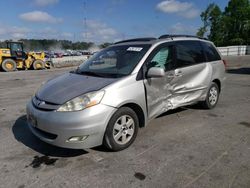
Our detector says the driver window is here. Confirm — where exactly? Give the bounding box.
[148,46,173,71]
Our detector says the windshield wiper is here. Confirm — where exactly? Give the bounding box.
[77,71,104,77]
[75,70,127,78]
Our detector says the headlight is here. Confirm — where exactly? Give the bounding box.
[57,90,105,112]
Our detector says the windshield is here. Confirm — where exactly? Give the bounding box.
[76,44,151,78]
[10,43,22,51]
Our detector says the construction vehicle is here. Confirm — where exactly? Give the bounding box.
[0,41,51,72]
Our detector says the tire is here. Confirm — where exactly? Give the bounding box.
[1,59,17,72]
[45,61,53,69]
[103,107,139,151]
[33,60,45,70]
[201,82,219,109]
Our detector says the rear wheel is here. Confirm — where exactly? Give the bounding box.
[103,107,139,151]
[33,60,45,70]
[201,82,219,109]
[1,59,17,72]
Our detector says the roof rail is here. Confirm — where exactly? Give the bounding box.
[159,34,208,40]
[114,37,156,44]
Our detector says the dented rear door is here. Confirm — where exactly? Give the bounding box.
[168,41,211,108]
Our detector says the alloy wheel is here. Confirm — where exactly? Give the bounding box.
[209,86,218,106]
[113,115,135,145]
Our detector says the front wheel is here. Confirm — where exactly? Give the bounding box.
[103,107,139,151]
[33,60,45,70]
[1,59,17,72]
[201,82,219,109]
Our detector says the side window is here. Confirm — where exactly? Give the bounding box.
[201,42,221,62]
[147,46,174,71]
[175,41,205,68]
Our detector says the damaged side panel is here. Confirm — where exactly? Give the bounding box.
[144,63,212,119]
[169,63,212,108]
[143,72,173,119]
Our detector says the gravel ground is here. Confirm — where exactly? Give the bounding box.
[0,57,249,188]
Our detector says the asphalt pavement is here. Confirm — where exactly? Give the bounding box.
[0,58,249,188]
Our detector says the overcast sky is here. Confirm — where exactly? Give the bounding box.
[0,0,229,43]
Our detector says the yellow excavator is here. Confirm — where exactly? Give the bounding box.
[0,41,51,72]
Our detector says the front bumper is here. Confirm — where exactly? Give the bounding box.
[26,100,116,149]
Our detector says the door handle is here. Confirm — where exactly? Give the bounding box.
[167,74,175,78]
[168,70,182,78]
[175,73,182,77]
[175,70,182,77]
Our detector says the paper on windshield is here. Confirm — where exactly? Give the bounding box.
[127,47,143,52]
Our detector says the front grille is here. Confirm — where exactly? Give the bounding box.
[32,103,55,111]
[32,96,60,111]
[32,126,58,140]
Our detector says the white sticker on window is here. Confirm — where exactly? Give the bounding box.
[127,47,143,52]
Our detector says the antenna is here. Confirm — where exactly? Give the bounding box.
[83,1,87,42]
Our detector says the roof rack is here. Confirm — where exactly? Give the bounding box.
[114,37,156,44]
[159,34,208,40]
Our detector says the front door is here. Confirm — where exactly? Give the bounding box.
[143,43,177,119]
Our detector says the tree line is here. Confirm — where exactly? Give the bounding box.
[0,39,112,51]
[197,0,250,46]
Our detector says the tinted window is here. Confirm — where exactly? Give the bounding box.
[201,42,221,61]
[147,45,174,71]
[175,41,205,67]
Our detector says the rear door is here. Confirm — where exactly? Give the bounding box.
[169,40,211,107]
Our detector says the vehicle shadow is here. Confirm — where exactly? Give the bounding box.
[227,68,250,75]
[156,103,204,119]
[12,115,88,157]
[92,145,113,152]
[156,107,187,119]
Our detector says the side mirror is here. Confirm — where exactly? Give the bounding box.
[147,67,165,78]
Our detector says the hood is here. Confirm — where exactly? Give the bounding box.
[36,72,118,105]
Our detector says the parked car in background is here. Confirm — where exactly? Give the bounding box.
[81,50,91,55]
[54,52,63,58]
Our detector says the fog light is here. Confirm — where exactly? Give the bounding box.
[67,136,88,143]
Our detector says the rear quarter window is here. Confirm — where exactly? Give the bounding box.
[201,42,221,62]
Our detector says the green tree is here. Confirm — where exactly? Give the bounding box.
[208,5,224,46]
[223,0,250,45]
[197,0,250,46]
[197,3,224,45]
[197,3,218,37]
[99,42,113,49]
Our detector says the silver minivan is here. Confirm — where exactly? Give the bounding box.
[26,35,226,151]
